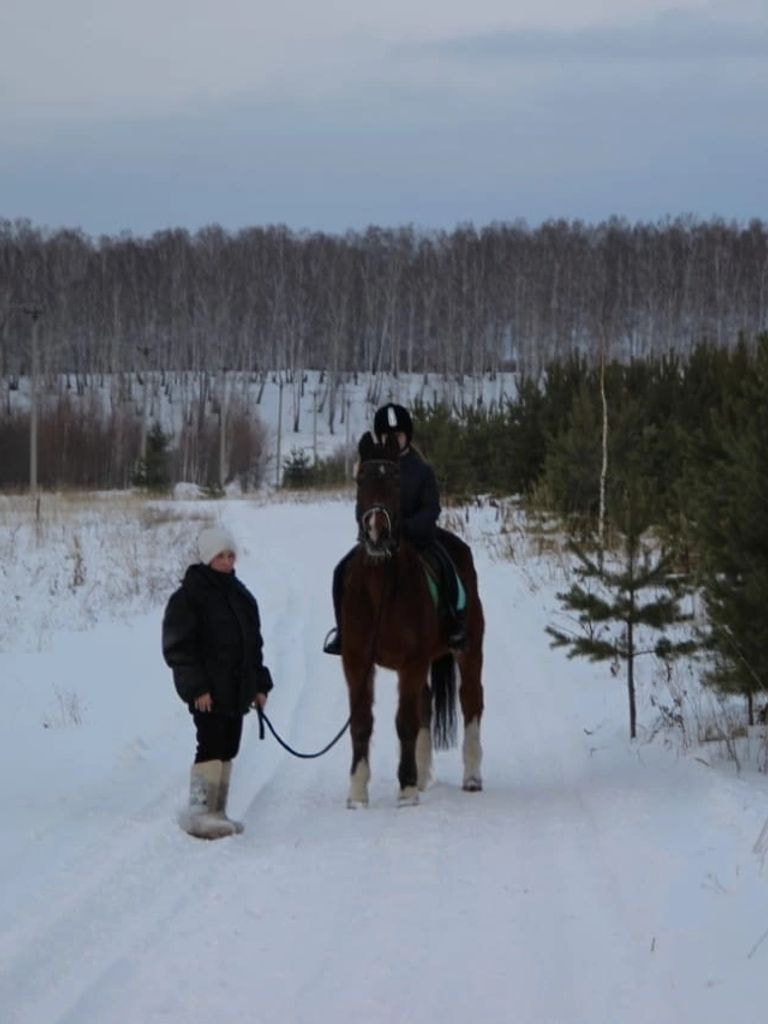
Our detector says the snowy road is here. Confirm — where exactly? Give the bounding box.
[1,499,767,1024]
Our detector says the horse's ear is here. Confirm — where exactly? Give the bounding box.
[357,431,378,462]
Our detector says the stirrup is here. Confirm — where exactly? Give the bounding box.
[446,613,467,652]
[447,630,467,652]
[323,627,342,656]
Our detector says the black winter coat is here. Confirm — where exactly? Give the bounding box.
[398,448,441,547]
[162,564,273,716]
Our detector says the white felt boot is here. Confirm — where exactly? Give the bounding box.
[181,760,237,839]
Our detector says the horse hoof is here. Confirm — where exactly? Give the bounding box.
[463,777,483,792]
[398,787,420,807]
[347,797,369,809]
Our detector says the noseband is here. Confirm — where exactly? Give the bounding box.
[359,504,395,560]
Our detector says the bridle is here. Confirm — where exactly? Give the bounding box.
[356,459,400,561]
[360,505,393,552]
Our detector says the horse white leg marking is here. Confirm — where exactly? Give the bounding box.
[462,717,483,791]
[415,726,433,791]
[398,785,420,807]
[347,759,370,808]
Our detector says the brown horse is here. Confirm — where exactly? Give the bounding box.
[340,432,485,807]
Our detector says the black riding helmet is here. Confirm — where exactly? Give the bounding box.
[374,403,413,443]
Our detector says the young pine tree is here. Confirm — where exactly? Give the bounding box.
[133,421,171,491]
[689,334,768,723]
[547,416,695,739]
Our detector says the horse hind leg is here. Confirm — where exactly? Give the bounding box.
[415,727,432,791]
[415,683,433,791]
[457,648,484,792]
[399,784,419,807]
[397,742,420,807]
[437,533,484,791]
[396,671,425,806]
[462,718,483,792]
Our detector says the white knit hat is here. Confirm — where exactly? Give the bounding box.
[197,525,237,566]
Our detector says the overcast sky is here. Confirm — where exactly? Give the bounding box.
[1,0,766,238]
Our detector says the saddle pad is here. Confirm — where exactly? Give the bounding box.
[420,558,466,611]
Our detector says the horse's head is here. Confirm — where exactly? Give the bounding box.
[355,431,401,560]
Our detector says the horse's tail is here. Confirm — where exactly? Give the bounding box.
[431,653,457,750]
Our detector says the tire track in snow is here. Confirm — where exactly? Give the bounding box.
[475,549,687,1023]
[227,499,353,820]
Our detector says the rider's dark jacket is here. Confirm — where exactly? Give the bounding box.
[398,448,440,548]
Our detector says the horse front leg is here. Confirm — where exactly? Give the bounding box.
[396,665,428,806]
[345,663,374,808]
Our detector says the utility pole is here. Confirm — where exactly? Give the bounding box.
[344,396,351,480]
[312,389,318,466]
[275,377,284,488]
[6,303,43,507]
[137,345,151,463]
[22,306,42,500]
[218,367,228,489]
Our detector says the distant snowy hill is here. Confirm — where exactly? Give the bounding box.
[5,368,520,484]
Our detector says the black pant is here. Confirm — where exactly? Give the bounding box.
[424,533,463,613]
[192,711,244,763]
[331,547,357,625]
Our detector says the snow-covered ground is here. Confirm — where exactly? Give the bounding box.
[1,493,767,1024]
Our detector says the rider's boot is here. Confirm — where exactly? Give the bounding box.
[323,627,342,656]
[446,608,467,652]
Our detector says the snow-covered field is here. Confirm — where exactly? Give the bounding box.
[1,492,767,1024]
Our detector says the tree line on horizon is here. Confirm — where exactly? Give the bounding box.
[1,215,767,388]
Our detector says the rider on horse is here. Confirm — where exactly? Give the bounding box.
[323,402,467,655]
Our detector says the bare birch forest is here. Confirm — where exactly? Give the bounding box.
[2,216,767,383]
[2,215,767,491]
